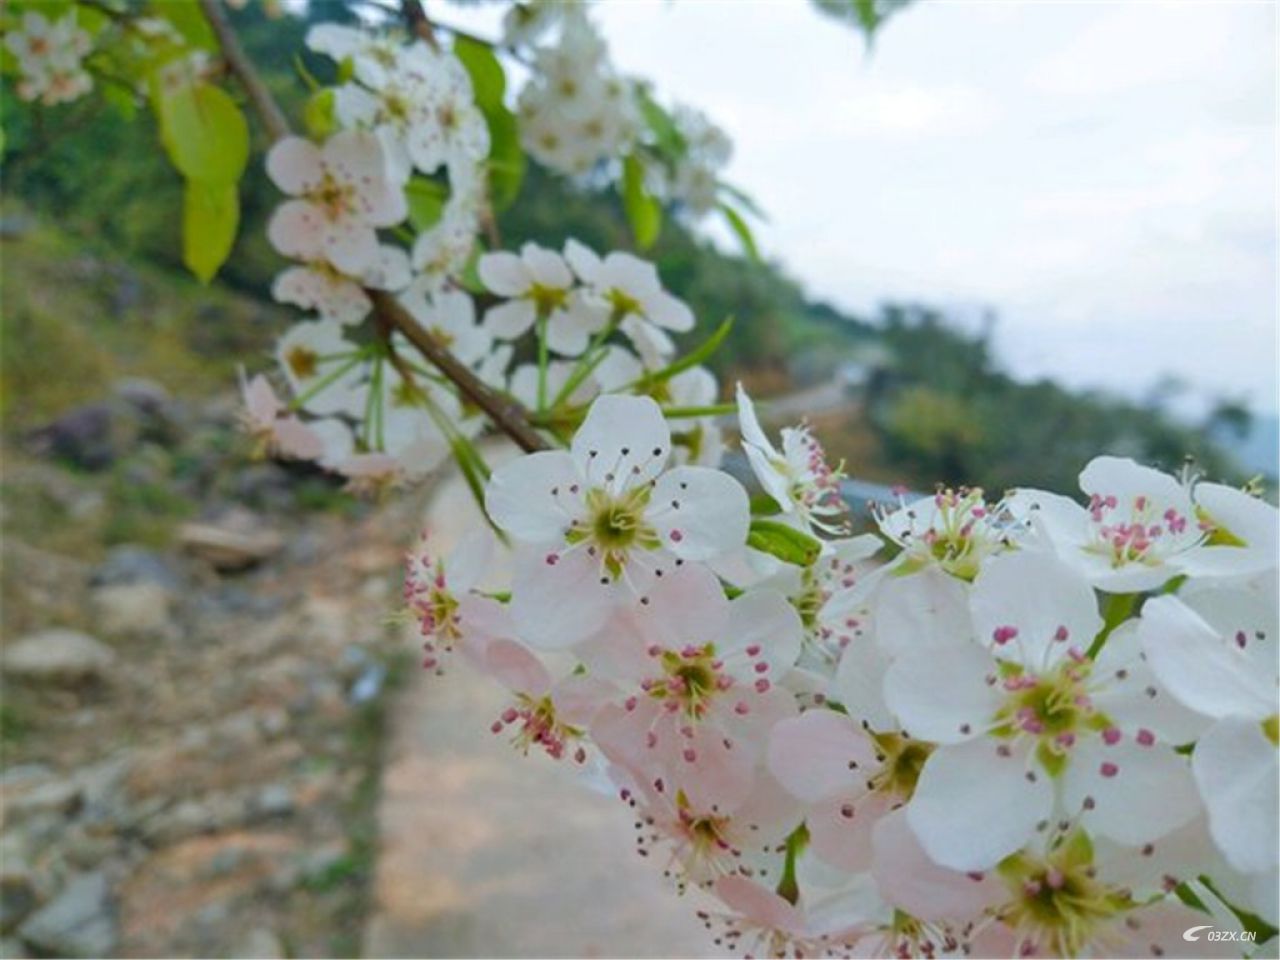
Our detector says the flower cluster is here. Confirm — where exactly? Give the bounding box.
[408,390,1279,958]
[663,104,733,217]
[514,8,640,177]
[3,10,92,106]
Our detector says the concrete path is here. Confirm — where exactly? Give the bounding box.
[363,456,720,959]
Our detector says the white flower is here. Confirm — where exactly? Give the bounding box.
[305,24,404,89]
[508,360,597,411]
[479,243,607,355]
[736,384,848,535]
[484,394,749,648]
[1181,481,1280,579]
[266,132,408,275]
[399,285,491,366]
[1137,578,1278,879]
[5,11,92,106]
[666,105,732,217]
[275,318,365,416]
[1007,456,1206,592]
[410,203,479,290]
[565,240,694,356]
[402,53,490,176]
[885,550,1205,871]
[237,372,324,461]
[271,246,410,326]
[874,487,1017,581]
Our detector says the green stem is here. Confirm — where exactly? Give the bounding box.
[536,310,550,412]
[660,404,735,419]
[775,823,809,906]
[1086,592,1139,660]
[551,313,622,409]
[287,350,368,413]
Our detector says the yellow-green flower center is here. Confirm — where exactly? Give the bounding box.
[565,485,659,581]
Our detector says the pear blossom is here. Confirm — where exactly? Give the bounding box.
[237,372,325,461]
[484,395,750,648]
[478,243,606,354]
[1180,481,1280,578]
[266,131,408,275]
[1137,579,1278,881]
[736,384,849,535]
[305,24,405,89]
[271,246,410,326]
[508,361,597,411]
[566,241,695,354]
[275,318,366,416]
[1007,456,1207,592]
[885,550,1204,871]
[405,529,496,673]
[588,564,802,812]
[336,452,407,496]
[4,11,92,106]
[667,104,733,217]
[410,204,480,291]
[399,286,491,366]
[874,486,1017,580]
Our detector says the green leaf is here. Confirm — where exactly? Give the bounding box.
[150,0,216,49]
[719,202,760,261]
[182,180,239,283]
[157,82,249,186]
[485,104,525,211]
[303,88,336,138]
[747,520,822,567]
[622,154,662,250]
[636,87,684,157]
[749,493,783,517]
[405,176,449,232]
[453,36,505,111]
[633,317,734,389]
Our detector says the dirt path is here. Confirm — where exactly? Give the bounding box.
[363,456,719,959]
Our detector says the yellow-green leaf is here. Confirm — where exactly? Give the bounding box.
[622,154,661,249]
[158,82,249,186]
[183,180,239,283]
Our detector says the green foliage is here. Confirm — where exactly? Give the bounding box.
[747,520,823,566]
[405,176,448,232]
[454,35,525,211]
[622,154,662,249]
[810,0,917,43]
[183,180,239,282]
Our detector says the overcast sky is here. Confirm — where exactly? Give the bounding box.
[435,0,1277,417]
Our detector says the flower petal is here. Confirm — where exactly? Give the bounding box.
[485,450,582,543]
[649,465,749,561]
[883,642,1000,744]
[1192,716,1279,874]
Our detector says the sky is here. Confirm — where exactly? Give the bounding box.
[434,0,1278,418]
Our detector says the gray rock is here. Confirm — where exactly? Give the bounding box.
[90,582,176,640]
[252,784,294,819]
[2,778,82,822]
[2,630,115,687]
[178,523,283,571]
[229,927,285,959]
[25,404,122,471]
[90,545,184,591]
[0,935,29,959]
[17,872,116,958]
[0,844,37,934]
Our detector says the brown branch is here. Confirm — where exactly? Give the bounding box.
[371,292,545,452]
[400,0,439,50]
[196,0,290,142]
[195,0,548,453]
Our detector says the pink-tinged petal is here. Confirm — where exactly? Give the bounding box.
[1192,716,1279,874]
[1139,595,1274,719]
[509,545,619,649]
[871,566,971,657]
[662,718,757,812]
[485,450,582,543]
[724,587,802,676]
[571,394,671,487]
[266,136,323,195]
[361,245,411,292]
[768,710,876,803]
[631,563,729,651]
[273,417,325,460]
[871,808,1004,921]
[267,199,325,260]
[1063,739,1200,847]
[549,673,615,727]
[883,643,1000,745]
[806,790,887,872]
[1108,900,1246,959]
[521,242,572,289]
[649,465,749,560]
[477,250,531,297]
[446,529,495,594]
[476,636,552,696]
[323,219,381,276]
[971,549,1102,669]
[832,639,896,733]
[483,299,538,340]
[906,737,1052,871]
[714,876,804,934]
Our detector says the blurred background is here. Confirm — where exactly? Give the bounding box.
[1,1,1275,957]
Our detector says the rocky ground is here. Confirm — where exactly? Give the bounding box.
[2,378,430,958]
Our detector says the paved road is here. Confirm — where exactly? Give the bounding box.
[363,453,720,959]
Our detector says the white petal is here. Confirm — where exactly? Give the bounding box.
[483,299,537,340]
[1064,739,1201,846]
[323,218,380,275]
[649,465,749,562]
[478,250,530,297]
[832,639,896,732]
[265,137,324,195]
[1139,595,1274,719]
[267,200,325,260]
[631,562,729,652]
[1091,621,1210,744]
[872,566,972,658]
[563,237,602,283]
[644,290,695,332]
[883,643,1000,744]
[571,394,671,488]
[767,710,875,803]
[1192,716,1279,874]
[520,242,572,289]
[906,737,1052,871]
[735,381,775,455]
[485,450,582,543]
[1079,455,1191,511]
[971,549,1102,668]
[510,545,619,649]
[725,587,803,675]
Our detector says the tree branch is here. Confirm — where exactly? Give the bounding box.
[400,0,439,50]
[195,0,547,453]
